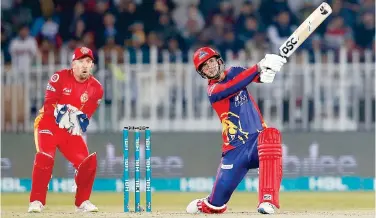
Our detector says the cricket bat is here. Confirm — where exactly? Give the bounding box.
[279,2,332,58]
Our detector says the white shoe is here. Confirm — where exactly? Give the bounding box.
[257,202,275,214]
[186,199,202,214]
[75,200,99,212]
[28,201,44,213]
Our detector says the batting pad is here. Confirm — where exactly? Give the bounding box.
[257,128,282,208]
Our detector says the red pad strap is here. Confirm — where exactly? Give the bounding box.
[257,128,283,208]
[75,152,97,206]
[198,199,227,214]
[30,152,54,205]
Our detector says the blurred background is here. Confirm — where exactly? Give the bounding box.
[1,0,375,199]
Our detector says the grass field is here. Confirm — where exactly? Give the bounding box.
[1,192,375,217]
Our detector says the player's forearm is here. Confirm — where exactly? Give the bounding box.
[209,65,259,102]
[42,102,57,116]
[42,93,61,116]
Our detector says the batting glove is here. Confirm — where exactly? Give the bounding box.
[257,54,287,73]
[260,69,277,83]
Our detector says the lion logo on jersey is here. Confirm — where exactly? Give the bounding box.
[220,112,249,144]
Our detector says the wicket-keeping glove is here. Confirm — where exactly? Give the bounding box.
[54,104,74,130]
[69,110,89,136]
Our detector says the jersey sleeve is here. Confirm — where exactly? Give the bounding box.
[85,82,104,118]
[42,72,63,115]
[207,65,260,103]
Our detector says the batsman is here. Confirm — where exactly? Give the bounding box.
[28,47,104,213]
[186,47,286,214]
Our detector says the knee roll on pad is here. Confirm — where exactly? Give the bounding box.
[257,128,283,209]
[199,199,227,214]
[78,153,97,170]
[76,152,97,182]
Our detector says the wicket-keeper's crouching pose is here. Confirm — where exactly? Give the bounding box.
[186,47,286,214]
[28,47,104,213]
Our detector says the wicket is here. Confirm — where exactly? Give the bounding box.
[122,126,152,213]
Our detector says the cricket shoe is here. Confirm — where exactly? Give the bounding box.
[28,200,44,213]
[186,198,227,214]
[75,200,99,212]
[257,202,276,214]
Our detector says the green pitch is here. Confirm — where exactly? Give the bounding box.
[2,192,374,217]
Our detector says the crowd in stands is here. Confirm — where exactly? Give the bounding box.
[1,0,375,64]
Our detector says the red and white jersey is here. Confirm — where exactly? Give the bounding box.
[36,69,103,126]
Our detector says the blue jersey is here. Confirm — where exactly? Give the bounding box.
[207,65,266,153]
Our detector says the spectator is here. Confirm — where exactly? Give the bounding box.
[54,0,80,41]
[153,13,180,42]
[181,19,199,50]
[62,37,81,54]
[217,30,244,57]
[323,16,353,51]
[172,0,200,30]
[129,31,146,50]
[358,0,375,15]
[35,17,62,49]
[213,0,235,26]
[100,13,118,47]
[146,31,164,63]
[194,31,213,50]
[126,21,145,46]
[167,38,181,61]
[102,37,124,64]
[198,0,220,17]
[173,4,205,39]
[353,12,375,50]
[116,0,141,43]
[81,32,96,56]
[287,0,322,15]
[68,2,86,35]
[85,0,108,47]
[71,19,86,42]
[141,0,171,32]
[267,11,295,53]
[237,16,268,59]
[329,0,356,28]
[245,31,269,60]
[202,13,229,48]
[1,24,12,64]
[0,0,373,64]
[9,25,38,68]
[146,31,164,49]
[235,1,262,33]
[39,38,58,64]
[125,22,149,63]
[30,0,59,37]
[259,0,297,27]
[237,16,259,43]
[1,0,12,11]
[10,0,34,31]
